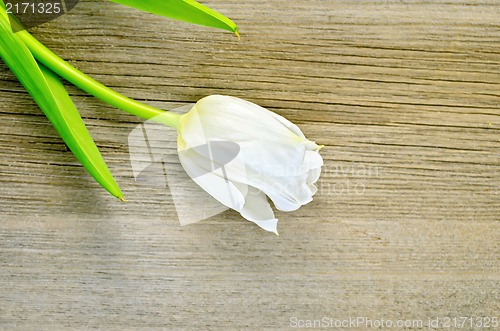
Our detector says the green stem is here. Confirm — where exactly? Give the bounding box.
[15,29,181,129]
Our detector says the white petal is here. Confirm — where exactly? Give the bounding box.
[269,188,313,212]
[188,95,304,143]
[178,151,245,211]
[252,219,279,235]
[239,186,279,235]
[267,109,306,139]
[177,107,206,148]
[307,167,322,186]
[304,151,323,186]
[239,140,307,177]
[308,183,318,196]
[254,173,313,212]
[304,150,324,171]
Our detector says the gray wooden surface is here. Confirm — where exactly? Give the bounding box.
[1,0,499,330]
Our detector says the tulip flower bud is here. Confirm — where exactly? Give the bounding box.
[176,95,323,234]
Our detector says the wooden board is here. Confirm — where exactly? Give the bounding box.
[0,0,499,329]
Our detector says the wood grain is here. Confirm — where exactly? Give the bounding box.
[0,0,499,329]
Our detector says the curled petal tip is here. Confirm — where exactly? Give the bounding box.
[316,144,325,151]
[235,30,240,40]
[119,196,127,202]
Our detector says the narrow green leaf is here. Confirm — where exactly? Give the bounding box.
[39,65,124,200]
[109,0,238,36]
[0,9,123,199]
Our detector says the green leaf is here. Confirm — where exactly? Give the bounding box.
[39,65,124,200]
[0,8,123,199]
[109,0,238,36]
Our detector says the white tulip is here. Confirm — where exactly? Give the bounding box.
[176,95,323,234]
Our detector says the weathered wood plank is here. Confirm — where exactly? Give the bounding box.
[0,0,499,329]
